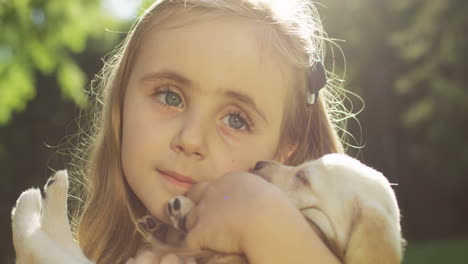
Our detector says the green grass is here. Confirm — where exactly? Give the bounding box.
[403,239,468,264]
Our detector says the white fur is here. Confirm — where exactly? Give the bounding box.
[11,170,93,264]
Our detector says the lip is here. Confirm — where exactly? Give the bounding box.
[157,169,196,190]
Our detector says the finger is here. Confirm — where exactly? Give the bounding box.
[183,224,204,251]
[125,258,135,264]
[185,182,210,203]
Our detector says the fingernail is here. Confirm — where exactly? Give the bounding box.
[125,258,135,264]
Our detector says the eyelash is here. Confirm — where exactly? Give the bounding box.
[225,111,253,131]
[153,85,185,108]
[152,85,254,132]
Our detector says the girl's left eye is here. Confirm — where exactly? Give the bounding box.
[222,113,250,131]
[155,90,183,107]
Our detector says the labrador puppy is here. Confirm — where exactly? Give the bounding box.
[137,153,404,264]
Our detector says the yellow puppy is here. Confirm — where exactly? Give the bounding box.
[252,154,404,264]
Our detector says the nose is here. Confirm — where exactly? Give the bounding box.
[170,115,206,160]
[254,161,270,171]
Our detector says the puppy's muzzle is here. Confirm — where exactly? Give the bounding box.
[254,161,270,171]
[252,160,277,182]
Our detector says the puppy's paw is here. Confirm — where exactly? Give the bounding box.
[40,170,85,258]
[11,188,42,251]
[137,215,169,243]
[40,171,71,238]
[167,196,195,232]
[41,170,69,229]
[11,171,93,264]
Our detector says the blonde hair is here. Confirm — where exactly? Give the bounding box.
[70,0,350,263]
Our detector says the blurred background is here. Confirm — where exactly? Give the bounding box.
[1,0,467,263]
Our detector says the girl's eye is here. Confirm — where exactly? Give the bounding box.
[156,90,183,107]
[222,113,248,130]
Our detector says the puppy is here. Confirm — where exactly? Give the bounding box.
[137,154,404,264]
[252,154,404,263]
[11,171,93,264]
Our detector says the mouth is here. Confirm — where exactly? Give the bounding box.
[157,169,197,190]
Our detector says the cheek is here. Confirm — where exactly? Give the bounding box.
[121,92,159,173]
[121,90,165,151]
[208,139,279,180]
[121,105,142,169]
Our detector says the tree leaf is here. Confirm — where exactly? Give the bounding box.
[0,62,35,126]
[57,59,88,108]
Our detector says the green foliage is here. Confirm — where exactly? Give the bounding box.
[0,60,35,124]
[57,58,87,108]
[0,0,104,125]
[140,0,160,12]
[403,239,468,264]
[389,0,468,184]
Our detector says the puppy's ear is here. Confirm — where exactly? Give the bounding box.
[302,208,342,261]
[345,205,403,264]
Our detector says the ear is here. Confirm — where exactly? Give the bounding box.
[345,206,403,264]
[302,208,342,261]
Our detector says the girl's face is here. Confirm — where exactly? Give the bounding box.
[121,14,293,223]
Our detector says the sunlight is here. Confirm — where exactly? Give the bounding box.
[101,0,143,20]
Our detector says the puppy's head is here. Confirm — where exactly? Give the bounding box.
[252,157,343,255]
[252,154,401,260]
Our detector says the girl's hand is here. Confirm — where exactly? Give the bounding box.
[127,251,197,264]
[182,172,293,253]
[182,172,340,264]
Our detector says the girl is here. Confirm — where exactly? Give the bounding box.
[16,0,351,263]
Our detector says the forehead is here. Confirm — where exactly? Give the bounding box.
[132,12,293,122]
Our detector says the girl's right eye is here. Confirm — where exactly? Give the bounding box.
[155,89,183,108]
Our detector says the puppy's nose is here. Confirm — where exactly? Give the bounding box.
[254,161,269,171]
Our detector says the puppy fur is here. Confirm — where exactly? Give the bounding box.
[11,170,92,264]
[253,154,404,264]
[12,154,404,264]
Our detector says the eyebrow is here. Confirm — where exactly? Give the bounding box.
[140,70,192,86]
[223,90,268,124]
[140,70,268,124]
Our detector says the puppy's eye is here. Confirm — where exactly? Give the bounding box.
[296,170,310,187]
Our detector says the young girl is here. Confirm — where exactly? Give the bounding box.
[16,0,352,263]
